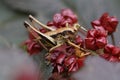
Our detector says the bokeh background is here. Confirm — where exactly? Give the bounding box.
[0,0,120,80]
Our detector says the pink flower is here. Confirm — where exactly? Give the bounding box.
[46,44,84,73]
[91,13,119,34]
[24,39,42,55]
[53,13,64,28]
[75,35,84,47]
[61,9,78,24]
[101,44,120,62]
[47,9,78,28]
[64,55,84,72]
[85,27,108,50]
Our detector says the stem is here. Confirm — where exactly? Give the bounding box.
[111,33,115,45]
[38,61,42,80]
[80,26,88,32]
[78,26,87,37]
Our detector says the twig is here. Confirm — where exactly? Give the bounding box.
[111,33,115,45]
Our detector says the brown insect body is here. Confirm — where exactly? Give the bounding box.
[24,15,89,57]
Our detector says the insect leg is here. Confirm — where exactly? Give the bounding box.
[67,40,80,49]
[49,44,63,52]
[24,21,49,50]
[24,21,56,49]
[29,15,55,31]
[67,40,90,57]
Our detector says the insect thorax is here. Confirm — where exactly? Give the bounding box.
[51,30,76,45]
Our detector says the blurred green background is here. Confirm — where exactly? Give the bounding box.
[0,0,120,79]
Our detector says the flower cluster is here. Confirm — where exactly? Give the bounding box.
[85,13,120,62]
[23,39,42,55]
[101,44,120,62]
[46,44,84,73]
[85,27,107,50]
[47,9,78,28]
[91,13,118,34]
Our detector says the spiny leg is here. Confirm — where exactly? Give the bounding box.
[67,40,90,57]
[24,21,49,50]
[67,40,88,51]
[49,44,63,52]
[24,21,56,50]
[67,40,80,49]
[29,15,55,31]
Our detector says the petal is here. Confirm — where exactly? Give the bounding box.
[53,13,63,26]
[100,53,110,60]
[112,47,120,55]
[87,29,96,37]
[95,27,108,37]
[64,56,76,66]
[100,13,118,34]
[61,18,73,27]
[28,44,41,55]
[75,35,84,47]
[61,9,78,23]
[100,13,109,23]
[50,51,60,60]
[61,9,74,17]
[109,56,119,62]
[91,20,101,27]
[53,44,68,53]
[56,53,66,64]
[110,17,118,28]
[66,46,75,55]
[57,65,64,73]
[68,62,78,72]
[104,44,114,53]
[85,38,97,50]
[77,58,84,68]
[103,24,114,34]
[96,37,107,49]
